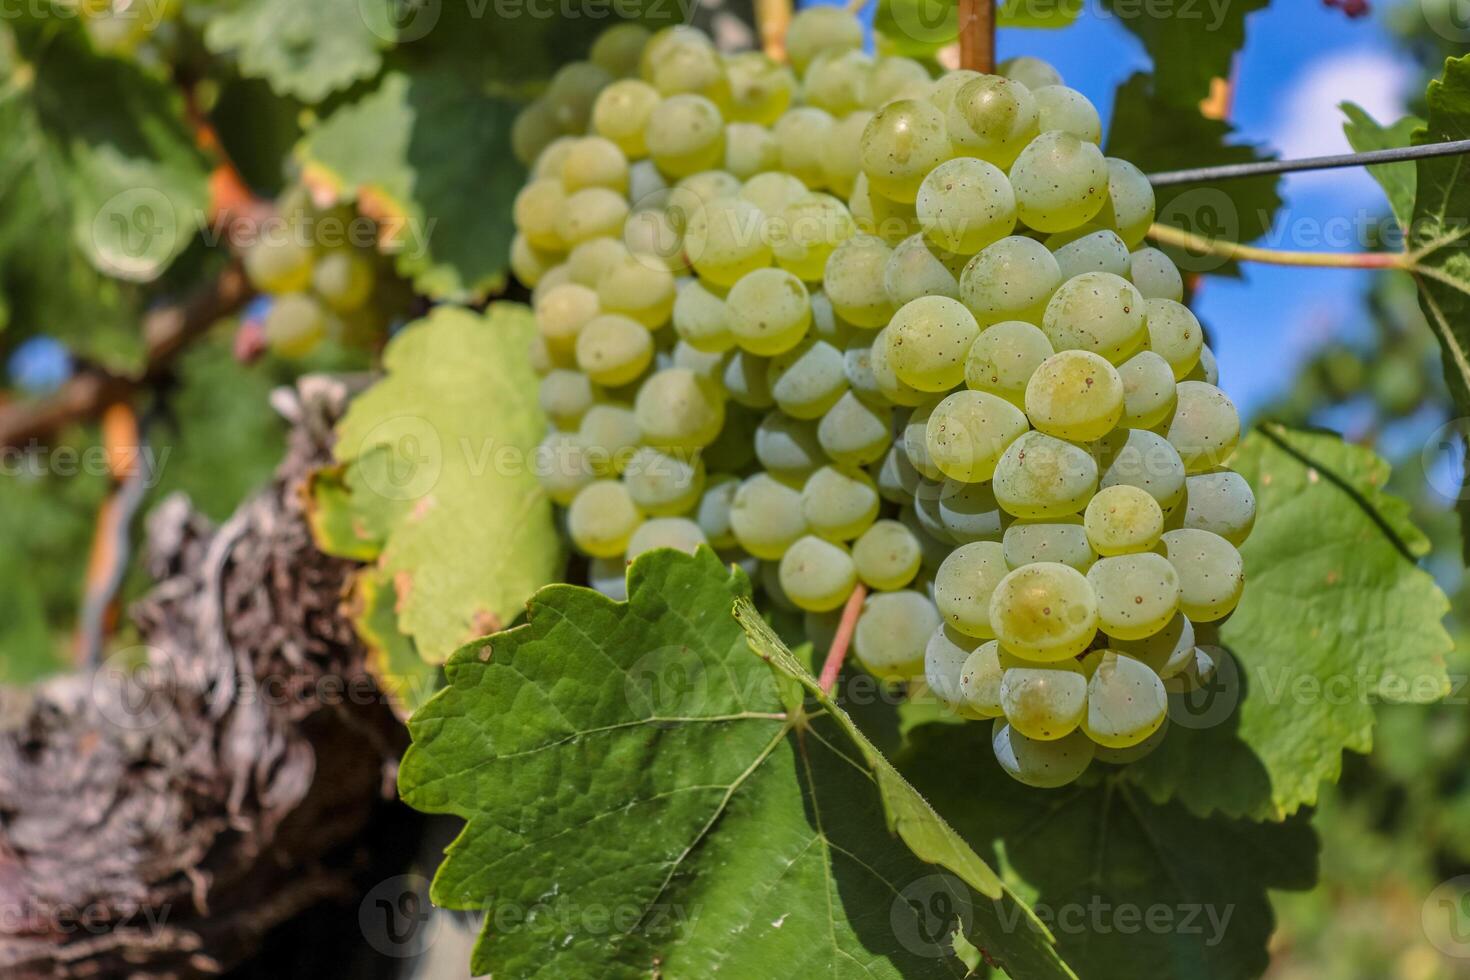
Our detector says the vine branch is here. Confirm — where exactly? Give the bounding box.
[957,0,996,73]
[1146,222,1407,270]
[818,584,868,695]
[757,0,792,61]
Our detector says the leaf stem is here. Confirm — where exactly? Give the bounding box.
[756,0,793,62]
[957,0,996,74]
[818,584,867,696]
[1146,223,1408,270]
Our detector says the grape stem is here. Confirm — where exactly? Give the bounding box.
[818,583,868,695]
[1147,222,1408,270]
[957,0,996,73]
[757,0,793,61]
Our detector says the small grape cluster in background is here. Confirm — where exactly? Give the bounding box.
[510,11,1255,789]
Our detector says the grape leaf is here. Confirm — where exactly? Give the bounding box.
[307,446,412,563]
[1120,424,1452,821]
[899,723,1319,980]
[1340,102,1423,234]
[400,548,1078,980]
[202,0,394,103]
[1106,72,1283,279]
[1100,0,1266,109]
[349,568,439,721]
[325,302,562,663]
[297,69,522,301]
[875,0,1081,57]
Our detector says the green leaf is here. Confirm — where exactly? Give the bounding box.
[1101,0,1266,109]
[1340,102,1422,233]
[875,0,1080,57]
[202,0,393,103]
[401,548,1078,980]
[307,447,412,562]
[1121,425,1452,821]
[900,724,1319,980]
[329,302,562,662]
[350,567,440,721]
[297,69,522,301]
[1107,73,1283,278]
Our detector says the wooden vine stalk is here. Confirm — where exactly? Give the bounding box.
[958,0,996,74]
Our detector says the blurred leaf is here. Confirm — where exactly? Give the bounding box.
[1101,0,1266,109]
[1341,102,1422,233]
[1122,425,1452,821]
[208,76,305,196]
[350,567,439,720]
[202,0,393,103]
[307,446,411,562]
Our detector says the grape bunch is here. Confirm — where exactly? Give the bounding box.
[510,13,1255,789]
[241,186,410,359]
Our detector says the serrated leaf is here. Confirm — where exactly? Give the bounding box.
[1120,424,1451,821]
[1106,72,1283,279]
[202,0,392,103]
[329,302,561,662]
[297,69,521,301]
[350,568,440,721]
[401,548,1077,980]
[875,0,1080,57]
[1101,0,1265,109]
[900,723,1318,980]
[1340,102,1422,233]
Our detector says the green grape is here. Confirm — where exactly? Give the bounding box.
[869,328,927,406]
[513,178,567,251]
[754,411,826,481]
[590,22,650,78]
[902,399,944,479]
[677,169,742,203]
[245,235,315,294]
[557,188,631,247]
[634,367,725,450]
[957,641,1004,716]
[912,477,955,544]
[646,94,726,178]
[822,110,873,198]
[1003,519,1095,571]
[589,555,629,601]
[528,331,567,376]
[724,123,780,179]
[859,99,950,204]
[926,68,981,115]
[592,80,661,157]
[702,405,759,471]
[926,389,1031,483]
[1160,528,1244,621]
[819,390,892,466]
[723,349,775,408]
[1114,613,1195,679]
[1099,160,1156,248]
[511,99,560,166]
[1143,298,1203,380]
[1165,381,1240,472]
[1001,660,1087,740]
[740,171,809,216]
[887,296,979,392]
[1093,718,1169,764]
[1117,350,1177,429]
[779,535,858,612]
[595,255,675,329]
[694,474,740,548]
[848,171,921,244]
[885,233,961,306]
[1128,246,1183,301]
[650,33,730,107]
[568,479,643,558]
[724,51,796,125]
[539,368,600,428]
[842,341,882,403]
[989,561,1098,661]
[774,107,838,188]
[785,5,864,74]
[853,519,923,590]
[727,268,813,356]
[1081,651,1167,748]
[853,590,940,681]
[992,720,1094,788]
[544,61,614,133]
[1084,484,1164,556]
[959,236,1062,326]
[1168,646,1220,695]
[915,157,1016,256]
[801,465,880,541]
[1032,85,1102,143]
[672,279,734,353]
[685,197,771,287]
[899,505,953,572]
[1186,344,1218,385]
[311,249,375,314]
[934,540,1008,638]
[567,236,630,287]
[946,75,1038,169]
[823,234,896,328]
[1041,271,1146,364]
[577,401,641,475]
[1023,349,1124,442]
[1180,470,1255,545]
[1086,552,1180,640]
[870,56,931,105]
[760,558,799,611]
[999,56,1062,90]
[1052,229,1129,280]
[1010,131,1108,233]
[1095,428,1187,513]
[769,193,856,282]
[964,320,1053,409]
[263,294,326,357]
[768,338,848,419]
[536,430,595,505]
[993,431,1098,519]
[510,234,561,288]
[533,136,578,179]
[562,136,631,194]
[730,472,808,559]
[672,339,725,384]
[925,624,981,716]
[530,264,575,319]
[627,517,708,560]
[804,49,874,116]
[535,281,600,352]
[576,314,653,386]
[623,446,705,516]
[874,442,923,503]
[937,478,1006,543]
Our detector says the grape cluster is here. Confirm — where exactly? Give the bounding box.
[511,13,1255,789]
[241,187,408,359]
